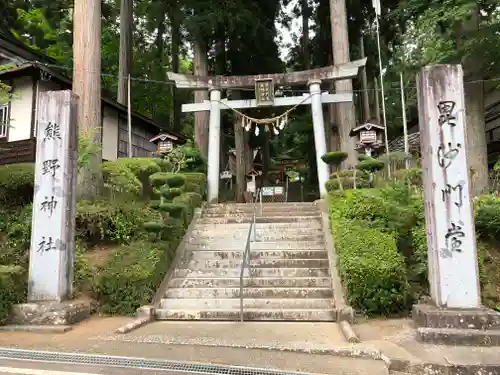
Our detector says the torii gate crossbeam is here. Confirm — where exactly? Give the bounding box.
[168,59,366,202]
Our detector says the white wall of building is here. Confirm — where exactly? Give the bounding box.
[8,76,33,142]
[102,106,119,160]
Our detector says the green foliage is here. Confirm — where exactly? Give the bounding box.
[325,170,369,192]
[475,195,500,241]
[393,168,422,186]
[0,265,26,324]
[75,200,152,245]
[321,152,348,166]
[0,163,35,207]
[166,175,186,188]
[331,217,410,315]
[78,131,102,172]
[94,241,176,315]
[182,173,207,194]
[357,158,385,173]
[101,161,142,197]
[150,172,171,188]
[0,204,32,266]
[160,187,183,200]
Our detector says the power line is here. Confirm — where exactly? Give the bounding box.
[24,60,500,95]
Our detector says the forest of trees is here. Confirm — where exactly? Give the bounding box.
[1,0,499,197]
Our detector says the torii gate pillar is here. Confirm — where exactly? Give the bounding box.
[207,88,221,202]
[309,80,329,198]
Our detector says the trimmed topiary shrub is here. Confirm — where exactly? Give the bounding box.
[0,163,35,207]
[102,161,142,197]
[331,217,410,315]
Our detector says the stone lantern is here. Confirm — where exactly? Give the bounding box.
[349,122,386,156]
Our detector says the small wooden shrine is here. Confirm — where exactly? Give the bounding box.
[349,122,385,156]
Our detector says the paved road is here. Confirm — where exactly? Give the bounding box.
[0,359,203,375]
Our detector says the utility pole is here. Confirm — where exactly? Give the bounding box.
[118,0,133,105]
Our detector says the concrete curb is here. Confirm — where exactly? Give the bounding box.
[0,325,72,333]
[315,199,354,324]
[115,204,206,335]
[339,320,360,343]
[92,334,383,359]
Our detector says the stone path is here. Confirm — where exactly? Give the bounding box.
[0,317,499,375]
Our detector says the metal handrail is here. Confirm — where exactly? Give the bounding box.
[239,188,261,322]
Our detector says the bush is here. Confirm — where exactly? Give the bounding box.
[102,161,142,197]
[321,151,348,166]
[166,174,186,188]
[411,225,487,299]
[94,240,177,315]
[76,200,153,245]
[332,218,410,315]
[393,168,422,186]
[114,158,162,198]
[0,265,26,324]
[475,195,500,241]
[0,163,35,207]
[182,173,207,194]
[0,204,32,266]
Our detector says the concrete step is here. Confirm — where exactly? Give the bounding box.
[190,234,324,243]
[155,308,336,321]
[160,297,333,309]
[205,203,317,212]
[185,250,329,260]
[187,240,325,249]
[173,267,330,278]
[191,228,324,237]
[202,211,320,219]
[196,216,320,224]
[179,258,329,269]
[165,287,333,299]
[416,327,500,346]
[194,222,323,231]
[167,276,332,288]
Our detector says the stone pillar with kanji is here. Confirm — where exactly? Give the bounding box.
[413,65,500,346]
[11,91,90,328]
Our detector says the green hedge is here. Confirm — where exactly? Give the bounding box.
[94,240,177,315]
[76,200,153,245]
[475,195,500,241]
[332,217,410,315]
[0,163,35,207]
[0,265,26,324]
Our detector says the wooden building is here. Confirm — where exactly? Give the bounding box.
[0,33,185,165]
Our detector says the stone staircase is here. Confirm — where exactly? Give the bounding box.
[156,202,337,321]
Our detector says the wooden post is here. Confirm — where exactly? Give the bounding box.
[29,91,78,302]
[417,64,480,308]
[127,74,133,157]
[117,0,133,106]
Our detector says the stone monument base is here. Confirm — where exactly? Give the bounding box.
[413,303,500,346]
[10,300,90,328]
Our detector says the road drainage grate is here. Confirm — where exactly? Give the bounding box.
[0,347,318,375]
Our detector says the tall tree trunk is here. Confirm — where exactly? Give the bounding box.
[118,0,133,105]
[232,90,246,203]
[170,6,181,133]
[262,126,270,182]
[459,5,488,196]
[329,0,357,168]
[301,0,310,70]
[73,0,102,198]
[244,131,252,173]
[374,77,381,124]
[359,35,370,122]
[193,40,209,157]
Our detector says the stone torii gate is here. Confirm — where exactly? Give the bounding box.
[168,58,366,202]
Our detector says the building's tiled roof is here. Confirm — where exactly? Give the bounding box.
[388,132,421,153]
